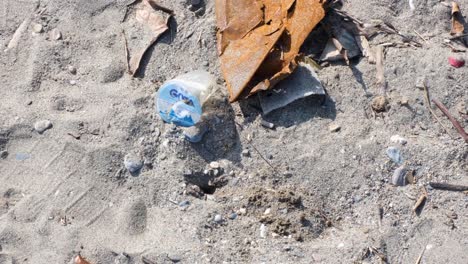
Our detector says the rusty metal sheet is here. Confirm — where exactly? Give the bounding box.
[216,0,326,102]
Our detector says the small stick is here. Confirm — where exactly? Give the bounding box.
[429,182,468,192]
[167,198,178,205]
[422,83,452,136]
[432,99,468,142]
[443,42,466,52]
[413,30,428,45]
[121,29,131,74]
[234,122,279,174]
[449,33,468,40]
[415,246,426,264]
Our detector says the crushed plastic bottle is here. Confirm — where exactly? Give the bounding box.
[156,70,215,127]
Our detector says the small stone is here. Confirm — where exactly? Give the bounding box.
[183,125,208,143]
[390,135,407,145]
[371,96,388,112]
[329,123,341,132]
[238,208,247,215]
[209,161,220,169]
[26,100,33,105]
[202,61,209,67]
[0,150,8,159]
[260,224,267,238]
[456,101,467,115]
[69,80,77,85]
[228,213,237,220]
[34,120,53,134]
[31,23,43,33]
[214,214,223,223]
[261,120,275,129]
[242,149,250,157]
[124,154,143,175]
[178,200,190,208]
[392,166,407,186]
[68,65,77,75]
[264,208,271,215]
[49,28,62,40]
[399,97,409,106]
[167,254,182,263]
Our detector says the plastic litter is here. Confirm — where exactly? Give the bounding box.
[386,147,403,165]
[156,70,215,127]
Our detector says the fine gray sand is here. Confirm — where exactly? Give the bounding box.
[1,0,467,263]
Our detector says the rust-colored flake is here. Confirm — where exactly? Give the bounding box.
[216,0,326,102]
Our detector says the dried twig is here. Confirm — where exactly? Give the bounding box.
[235,121,279,174]
[415,246,426,264]
[449,33,468,40]
[121,29,130,74]
[422,83,452,136]
[443,42,466,52]
[429,182,468,192]
[432,99,468,142]
[413,30,428,45]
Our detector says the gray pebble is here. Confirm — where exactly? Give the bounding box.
[179,201,190,208]
[49,28,62,40]
[242,149,250,157]
[167,254,182,263]
[124,154,143,175]
[329,123,341,132]
[390,135,407,145]
[68,65,77,75]
[214,214,223,223]
[0,150,8,159]
[34,120,53,134]
[183,124,208,143]
[32,23,43,33]
[392,166,407,186]
[229,213,238,220]
[261,120,275,129]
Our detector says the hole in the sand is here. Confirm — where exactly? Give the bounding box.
[199,186,217,195]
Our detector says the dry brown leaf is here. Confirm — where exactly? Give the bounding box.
[136,8,168,34]
[75,255,91,264]
[128,3,170,76]
[451,2,465,36]
[216,0,326,102]
[144,0,174,15]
